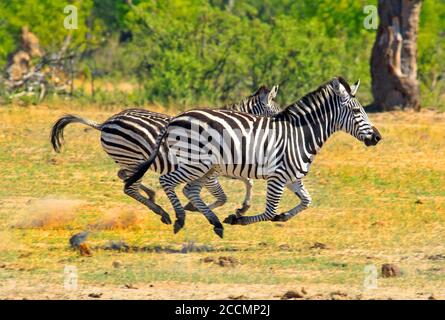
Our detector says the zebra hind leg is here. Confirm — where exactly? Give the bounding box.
[119,169,171,225]
[119,169,155,200]
[139,184,156,201]
[124,182,172,225]
[183,180,224,238]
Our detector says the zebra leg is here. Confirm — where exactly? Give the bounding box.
[182,181,224,238]
[139,184,156,201]
[183,196,199,212]
[123,180,172,225]
[223,177,285,225]
[118,169,171,225]
[183,172,227,212]
[159,175,186,233]
[159,164,212,234]
[202,174,228,210]
[119,169,156,200]
[271,180,311,222]
[235,178,253,217]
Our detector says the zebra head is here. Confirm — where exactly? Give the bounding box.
[224,85,281,116]
[332,77,382,146]
[251,84,281,115]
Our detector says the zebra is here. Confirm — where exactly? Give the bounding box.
[50,85,281,226]
[125,77,382,238]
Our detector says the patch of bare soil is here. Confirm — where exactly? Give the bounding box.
[88,208,146,230]
[1,279,443,300]
[12,198,85,229]
[201,256,240,267]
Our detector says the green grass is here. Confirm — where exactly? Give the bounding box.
[0,104,444,299]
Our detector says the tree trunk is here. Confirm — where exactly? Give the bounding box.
[370,0,422,111]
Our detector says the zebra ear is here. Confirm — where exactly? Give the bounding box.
[332,78,349,98]
[350,79,360,96]
[268,85,279,101]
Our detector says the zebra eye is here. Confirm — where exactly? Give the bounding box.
[351,104,361,112]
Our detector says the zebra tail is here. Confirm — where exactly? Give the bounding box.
[50,114,102,153]
[124,124,170,188]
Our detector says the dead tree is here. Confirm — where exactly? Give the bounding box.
[370,0,422,111]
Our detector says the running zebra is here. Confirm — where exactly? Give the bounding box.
[125,77,382,237]
[50,85,281,225]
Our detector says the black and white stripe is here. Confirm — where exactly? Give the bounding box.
[50,85,280,225]
[126,77,382,237]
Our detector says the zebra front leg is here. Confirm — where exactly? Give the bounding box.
[183,181,224,238]
[123,181,172,225]
[159,164,219,236]
[202,173,228,210]
[183,171,227,212]
[224,177,285,225]
[271,180,311,222]
[235,178,253,217]
[183,200,199,212]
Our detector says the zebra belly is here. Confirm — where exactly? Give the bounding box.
[218,164,269,180]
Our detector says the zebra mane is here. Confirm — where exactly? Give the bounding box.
[223,86,282,116]
[337,76,352,94]
[249,85,270,98]
[280,77,349,117]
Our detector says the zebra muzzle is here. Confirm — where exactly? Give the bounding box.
[364,126,382,146]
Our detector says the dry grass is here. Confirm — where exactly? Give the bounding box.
[0,103,444,300]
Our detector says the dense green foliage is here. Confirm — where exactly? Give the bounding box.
[0,0,444,109]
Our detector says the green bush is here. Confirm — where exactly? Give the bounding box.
[0,0,443,109]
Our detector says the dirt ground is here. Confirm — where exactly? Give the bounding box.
[1,279,441,300]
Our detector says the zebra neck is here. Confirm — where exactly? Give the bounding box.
[283,102,338,156]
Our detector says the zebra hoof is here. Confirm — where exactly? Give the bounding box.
[173,219,185,233]
[161,214,172,225]
[184,202,199,212]
[213,226,224,238]
[223,214,238,225]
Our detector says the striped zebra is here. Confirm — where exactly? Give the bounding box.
[125,77,382,237]
[50,85,281,226]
